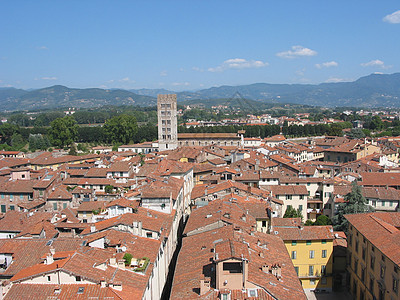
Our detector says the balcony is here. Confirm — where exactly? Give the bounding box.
[307,208,323,214]
[298,271,331,279]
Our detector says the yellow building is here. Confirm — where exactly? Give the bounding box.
[271,218,334,291]
[324,140,381,163]
[345,212,400,300]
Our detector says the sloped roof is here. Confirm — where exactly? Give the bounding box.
[345,212,400,265]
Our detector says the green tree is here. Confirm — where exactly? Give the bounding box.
[123,253,133,266]
[103,114,138,144]
[48,116,78,148]
[9,133,26,150]
[347,128,366,139]
[77,126,105,143]
[68,144,77,156]
[332,182,373,232]
[283,206,303,219]
[313,215,332,226]
[0,123,20,145]
[304,220,314,226]
[77,143,88,152]
[29,134,51,151]
[105,185,114,194]
[328,124,343,136]
[369,115,383,131]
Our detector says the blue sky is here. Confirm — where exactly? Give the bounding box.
[1,1,400,91]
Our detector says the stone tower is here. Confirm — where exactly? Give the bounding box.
[157,94,178,151]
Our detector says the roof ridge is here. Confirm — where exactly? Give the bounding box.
[370,215,399,234]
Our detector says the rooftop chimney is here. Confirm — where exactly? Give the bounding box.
[100,278,107,288]
[45,253,54,265]
[117,259,126,270]
[200,278,211,295]
[109,256,117,267]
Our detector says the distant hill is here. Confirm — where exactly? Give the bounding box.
[176,73,400,107]
[1,73,400,111]
[0,85,156,111]
[129,88,175,98]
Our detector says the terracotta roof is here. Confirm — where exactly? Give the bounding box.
[136,159,193,178]
[207,158,226,166]
[76,201,108,212]
[0,177,36,193]
[106,198,140,209]
[178,133,240,139]
[193,162,215,173]
[9,248,151,299]
[234,170,260,181]
[0,157,30,169]
[11,256,71,282]
[0,211,53,233]
[268,185,308,196]
[166,147,203,160]
[140,177,183,200]
[80,209,172,236]
[264,134,286,142]
[214,239,250,261]
[360,172,400,187]
[271,218,334,241]
[17,199,46,211]
[31,153,101,166]
[84,167,108,178]
[271,217,302,228]
[33,171,57,189]
[108,161,131,172]
[66,168,88,177]
[345,212,400,265]
[191,181,270,201]
[184,199,257,235]
[0,238,84,277]
[4,284,123,300]
[47,186,73,200]
[84,229,160,263]
[171,226,306,299]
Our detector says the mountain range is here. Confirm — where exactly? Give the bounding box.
[1,73,400,111]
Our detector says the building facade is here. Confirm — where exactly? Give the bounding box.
[157,94,178,151]
[345,212,400,300]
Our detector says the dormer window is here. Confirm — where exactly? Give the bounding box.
[223,262,242,273]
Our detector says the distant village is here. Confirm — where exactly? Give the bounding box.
[0,95,398,299]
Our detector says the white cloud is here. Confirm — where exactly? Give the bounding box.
[295,68,306,76]
[172,82,190,86]
[208,58,268,72]
[276,46,317,59]
[37,46,48,50]
[120,77,130,82]
[315,61,338,69]
[35,77,57,80]
[160,70,168,77]
[325,77,349,83]
[383,10,400,24]
[192,67,204,72]
[361,59,391,69]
